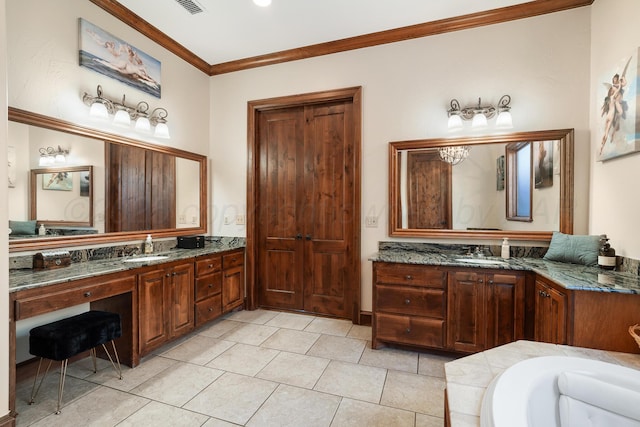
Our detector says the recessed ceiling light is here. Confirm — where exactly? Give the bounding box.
[253,0,271,7]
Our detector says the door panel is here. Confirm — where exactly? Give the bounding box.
[303,103,354,317]
[255,97,357,319]
[258,108,305,309]
[407,151,451,229]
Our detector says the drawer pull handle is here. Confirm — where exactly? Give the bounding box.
[488,280,494,284]
[405,328,411,334]
[208,264,213,268]
[208,307,213,312]
[478,279,483,283]
[84,291,91,297]
[404,299,411,305]
[166,273,171,277]
[208,283,213,288]
[405,275,413,280]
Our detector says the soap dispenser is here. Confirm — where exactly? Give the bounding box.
[501,238,510,259]
[598,234,616,270]
[144,234,154,254]
[38,224,46,236]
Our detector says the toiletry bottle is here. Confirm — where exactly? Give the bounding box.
[144,234,154,254]
[38,224,46,236]
[501,237,510,259]
[598,234,616,270]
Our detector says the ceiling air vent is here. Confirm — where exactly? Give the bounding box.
[174,0,205,15]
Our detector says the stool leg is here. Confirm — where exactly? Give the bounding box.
[101,341,123,380]
[90,348,97,373]
[55,359,68,415]
[29,358,52,405]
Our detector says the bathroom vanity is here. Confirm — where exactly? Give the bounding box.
[372,248,640,356]
[8,240,245,416]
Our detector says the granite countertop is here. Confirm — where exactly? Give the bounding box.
[370,249,640,294]
[445,340,640,427]
[9,237,246,293]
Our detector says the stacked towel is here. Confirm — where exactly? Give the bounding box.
[558,371,640,427]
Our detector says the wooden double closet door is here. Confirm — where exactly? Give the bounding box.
[252,89,361,320]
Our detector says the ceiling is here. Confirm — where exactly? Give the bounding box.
[103,0,592,74]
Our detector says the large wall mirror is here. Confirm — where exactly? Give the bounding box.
[8,107,207,252]
[389,129,574,241]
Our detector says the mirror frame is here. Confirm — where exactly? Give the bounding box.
[388,129,574,241]
[30,165,94,227]
[9,107,208,252]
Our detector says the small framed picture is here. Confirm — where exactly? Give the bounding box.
[496,155,505,191]
[42,172,73,191]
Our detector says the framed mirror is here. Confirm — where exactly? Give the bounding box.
[388,129,574,241]
[30,165,94,228]
[8,107,208,251]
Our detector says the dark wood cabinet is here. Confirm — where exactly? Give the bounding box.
[374,262,525,354]
[194,254,223,327]
[447,269,525,353]
[447,271,486,353]
[373,262,447,350]
[222,250,245,313]
[534,277,567,344]
[139,262,194,355]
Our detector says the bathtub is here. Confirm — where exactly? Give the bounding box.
[481,356,640,427]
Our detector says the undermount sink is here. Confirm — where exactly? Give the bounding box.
[123,255,169,263]
[454,258,508,266]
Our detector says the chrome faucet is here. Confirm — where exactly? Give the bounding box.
[474,246,486,258]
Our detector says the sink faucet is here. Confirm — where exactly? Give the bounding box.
[474,246,486,258]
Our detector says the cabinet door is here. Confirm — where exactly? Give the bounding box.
[486,273,525,348]
[534,280,567,344]
[223,265,244,313]
[138,269,169,354]
[447,271,486,353]
[170,263,194,337]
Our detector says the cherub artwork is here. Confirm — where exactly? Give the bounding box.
[598,50,640,161]
[79,18,162,98]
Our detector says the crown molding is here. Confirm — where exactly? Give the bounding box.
[90,0,593,76]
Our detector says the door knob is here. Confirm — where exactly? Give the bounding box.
[295,233,302,240]
[305,234,312,240]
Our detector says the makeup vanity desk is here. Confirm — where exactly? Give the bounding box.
[8,239,245,419]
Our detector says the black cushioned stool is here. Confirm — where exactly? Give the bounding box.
[28,310,123,414]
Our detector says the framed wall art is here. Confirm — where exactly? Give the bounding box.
[79,18,162,98]
[598,48,640,161]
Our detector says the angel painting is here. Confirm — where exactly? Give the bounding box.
[599,57,630,155]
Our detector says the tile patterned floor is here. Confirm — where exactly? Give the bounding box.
[15,309,456,426]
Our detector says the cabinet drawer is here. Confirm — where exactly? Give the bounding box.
[195,272,222,302]
[376,285,445,319]
[375,313,445,348]
[196,256,221,277]
[375,263,445,288]
[15,276,136,320]
[195,294,222,326]
[223,251,244,269]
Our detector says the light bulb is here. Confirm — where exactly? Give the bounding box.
[471,113,487,128]
[135,116,151,132]
[154,122,171,139]
[89,102,109,119]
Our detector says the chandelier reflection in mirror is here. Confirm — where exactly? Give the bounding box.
[447,95,513,131]
[82,85,170,139]
[438,145,470,166]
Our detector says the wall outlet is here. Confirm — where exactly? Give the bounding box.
[224,215,234,225]
[178,214,186,224]
[365,216,378,227]
[236,214,245,225]
[191,216,197,224]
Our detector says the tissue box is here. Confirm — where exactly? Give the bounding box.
[177,235,205,249]
[33,250,71,270]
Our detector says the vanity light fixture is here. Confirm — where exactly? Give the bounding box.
[438,145,470,166]
[82,85,171,138]
[447,95,513,131]
[39,146,69,166]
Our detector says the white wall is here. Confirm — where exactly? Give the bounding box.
[1,0,10,417]
[590,0,640,259]
[210,8,592,311]
[6,0,210,157]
